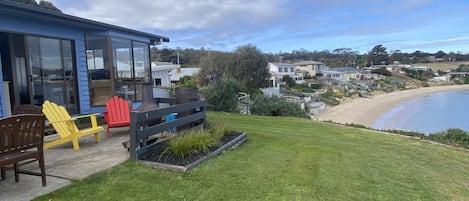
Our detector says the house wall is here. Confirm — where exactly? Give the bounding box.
[152,70,172,87]
[0,13,94,114]
[0,13,153,116]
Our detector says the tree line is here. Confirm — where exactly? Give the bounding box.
[153,44,469,68]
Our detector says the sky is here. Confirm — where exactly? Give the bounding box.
[48,0,469,54]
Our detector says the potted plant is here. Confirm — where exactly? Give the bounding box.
[175,75,199,105]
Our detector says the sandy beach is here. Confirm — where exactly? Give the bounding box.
[316,85,469,127]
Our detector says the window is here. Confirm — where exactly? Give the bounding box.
[27,36,78,113]
[284,67,288,72]
[86,35,151,105]
[86,49,104,70]
[290,67,295,73]
[278,67,282,72]
[154,78,162,86]
[86,35,112,106]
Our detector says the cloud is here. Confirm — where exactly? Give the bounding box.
[59,0,289,31]
[50,0,469,53]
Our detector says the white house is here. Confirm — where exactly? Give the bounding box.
[151,62,179,87]
[294,61,325,77]
[268,62,305,85]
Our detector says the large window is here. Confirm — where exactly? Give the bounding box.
[86,35,112,105]
[86,35,151,106]
[27,36,78,113]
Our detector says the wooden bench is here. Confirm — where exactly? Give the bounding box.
[12,104,55,135]
[0,114,47,186]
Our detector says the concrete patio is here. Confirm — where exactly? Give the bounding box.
[0,126,130,201]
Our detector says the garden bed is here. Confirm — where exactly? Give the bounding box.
[139,131,247,172]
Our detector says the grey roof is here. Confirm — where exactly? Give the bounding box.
[0,1,169,44]
[270,62,295,67]
[294,61,324,65]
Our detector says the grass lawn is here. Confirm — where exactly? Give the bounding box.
[35,112,469,201]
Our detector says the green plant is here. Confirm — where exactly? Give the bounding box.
[168,129,219,158]
[319,89,340,106]
[167,121,230,157]
[427,128,469,148]
[203,78,241,112]
[179,75,197,88]
[250,95,309,118]
[371,68,392,76]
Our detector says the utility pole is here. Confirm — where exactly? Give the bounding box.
[176,47,180,65]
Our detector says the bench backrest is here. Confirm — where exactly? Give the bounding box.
[105,96,131,123]
[0,114,45,155]
[13,104,43,115]
[42,100,77,138]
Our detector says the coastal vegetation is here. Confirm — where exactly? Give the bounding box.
[250,95,309,118]
[202,78,241,112]
[35,112,469,201]
[343,123,469,149]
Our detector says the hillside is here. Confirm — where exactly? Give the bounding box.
[36,112,469,201]
[414,61,469,71]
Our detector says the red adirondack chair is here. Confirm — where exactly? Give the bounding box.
[103,96,131,137]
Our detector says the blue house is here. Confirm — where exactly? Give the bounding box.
[0,1,169,117]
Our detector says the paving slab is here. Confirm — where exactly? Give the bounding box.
[0,126,130,201]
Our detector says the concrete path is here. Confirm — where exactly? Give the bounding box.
[0,126,130,201]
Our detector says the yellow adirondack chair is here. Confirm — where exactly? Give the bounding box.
[42,100,103,151]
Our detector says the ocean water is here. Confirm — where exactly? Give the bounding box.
[372,89,469,134]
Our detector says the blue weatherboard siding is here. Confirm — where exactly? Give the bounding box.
[0,1,168,117]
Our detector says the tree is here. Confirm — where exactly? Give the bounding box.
[7,0,62,12]
[233,44,270,93]
[38,0,61,12]
[282,75,296,87]
[203,78,241,112]
[435,50,447,58]
[197,51,235,84]
[369,45,389,65]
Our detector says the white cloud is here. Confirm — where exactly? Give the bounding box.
[50,0,469,53]
[61,0,288,31]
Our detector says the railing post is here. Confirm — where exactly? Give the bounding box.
[129,112,138,161]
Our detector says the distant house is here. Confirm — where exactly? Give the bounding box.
[404,66,430,71]
[294,61,325,77]
[268,63,304,85]
[169,67,201,84]
[0,1,169,117]
[151,62,179,87]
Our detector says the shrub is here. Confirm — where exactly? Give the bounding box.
[371,68,392,76]
[250,95,309,118]
[319,89,340,106]
[179,75,197,88]
[382,129,426,138]
[427,128,469,148]
[282,75,296,87]
[203,78,241,112]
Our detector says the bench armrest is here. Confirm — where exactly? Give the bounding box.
[70,113,101,121]
[46,113,101,126]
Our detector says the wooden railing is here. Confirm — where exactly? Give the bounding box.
[129,100,207,160]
